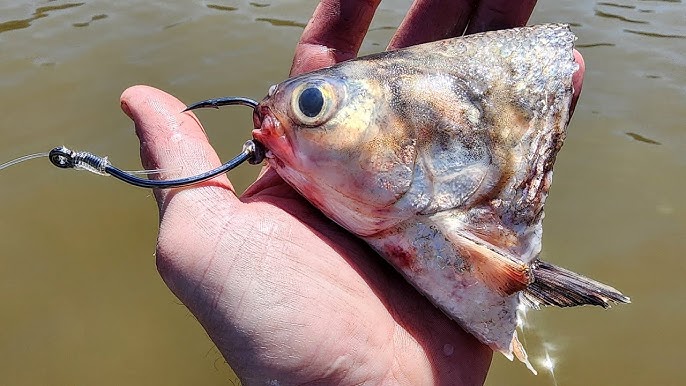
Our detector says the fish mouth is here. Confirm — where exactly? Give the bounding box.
[251,104,292,163]
[252,104,280,140]
[252,105,269,128]
[252,106,273,159]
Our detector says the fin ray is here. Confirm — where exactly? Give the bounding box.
[525,260,630,309]
[448,232,532,296]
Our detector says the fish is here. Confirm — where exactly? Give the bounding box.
[251,24,630,370]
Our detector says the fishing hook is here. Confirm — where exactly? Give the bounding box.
[44,96,265,189]
[49,139,265,189]
[184,96,259,112]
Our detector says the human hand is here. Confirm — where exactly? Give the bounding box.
[121,86,491,384]
[120,1,584,384]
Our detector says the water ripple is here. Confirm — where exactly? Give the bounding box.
[626,132,662,145]
[73,14,108,28]
[594,9,649,23]
[0,2,84,34]
[206,4,238,12]
[597,2,636,9]
[624,28,686,38]
[369,26,397,32]
[255,17,306,29]
[577,42,616,47]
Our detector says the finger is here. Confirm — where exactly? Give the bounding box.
[571,49,585,115]
[290,0,381,75]
[120,85,236,204]
[388,0,477,49]
[464,0,537,35]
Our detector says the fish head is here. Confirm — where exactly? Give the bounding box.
[253,24,578,248]
[253,66,418,236]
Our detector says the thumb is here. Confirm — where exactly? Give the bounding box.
[120,85,247,306]
[119,85,238,203]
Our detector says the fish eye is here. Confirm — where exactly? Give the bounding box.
[298,87,324,118]
[289,81,337,127]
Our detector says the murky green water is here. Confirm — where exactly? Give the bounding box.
[0,1,683,385]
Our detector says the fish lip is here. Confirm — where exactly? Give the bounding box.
[253,105,277,137]
[251,104,283,161]
[253,104,282,142]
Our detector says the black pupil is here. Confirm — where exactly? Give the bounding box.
[298,87,324,118]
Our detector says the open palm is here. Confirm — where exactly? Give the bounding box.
[121,1,583,384]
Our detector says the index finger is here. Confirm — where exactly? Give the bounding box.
[389,0,538,50]
[290,0,381,76]
[388,0,476,49]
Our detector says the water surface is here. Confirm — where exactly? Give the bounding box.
[0,0,683,385]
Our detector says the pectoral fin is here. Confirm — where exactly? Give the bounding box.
[447,233,532,296]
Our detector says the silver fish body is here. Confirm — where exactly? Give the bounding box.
[252,24,629,370]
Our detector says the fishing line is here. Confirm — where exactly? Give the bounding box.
[0,151,177,175]
[0,96,263,189]
[124,167,180,176]
[0,152,50,171]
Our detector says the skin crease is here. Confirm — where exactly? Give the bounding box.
[119,1,584,384]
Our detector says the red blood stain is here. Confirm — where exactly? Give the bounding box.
[385,244,415,269]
